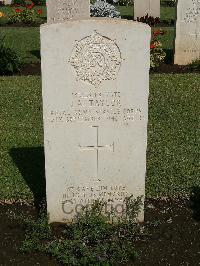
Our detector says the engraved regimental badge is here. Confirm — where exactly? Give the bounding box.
[69,32,122,87]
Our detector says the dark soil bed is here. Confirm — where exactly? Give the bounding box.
[0,203,59,265]
[151,63,200,74]
[134,198,200,266]
[0,20,174,28]
[19,63,41,76]
[18,63,200,76]
[0,198,200,265]
[0,21,45,27]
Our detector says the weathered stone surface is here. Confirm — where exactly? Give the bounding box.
[41,19,151,223]
[134,0,160,19]
[47,0,90,23]
[174,0,200,65]
[4,0,12,4]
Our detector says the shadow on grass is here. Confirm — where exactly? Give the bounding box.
[10,147,46,211]
[159,19,175,27]
[190,186,200,221]
[121,15,133,20]
[30,50,41,60]
[164,48,174,64]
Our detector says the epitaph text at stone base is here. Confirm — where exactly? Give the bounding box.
[175,0,200,65]
[41,19,151,223]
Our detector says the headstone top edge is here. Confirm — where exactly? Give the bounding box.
[40,18,151,30]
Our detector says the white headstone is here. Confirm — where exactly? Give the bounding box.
[47,0,90,23]
[134,0,160,20]
[174,0,200,65]
[41,19,151,223]
[4,0,12,4]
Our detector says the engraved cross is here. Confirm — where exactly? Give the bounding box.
[79,126,114,177]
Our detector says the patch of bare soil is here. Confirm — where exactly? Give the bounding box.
[0,21,45,28]
[134,198,200,266]
[0,203,59,265]
[19,63,41,76]
[151,63,199,74]
[17,63,200,77]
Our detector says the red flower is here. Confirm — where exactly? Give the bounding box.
[37,9,42,15]
[153,31,159,37]
[150,43,156,49]
[26,3,35,9]
[153,29,165,37]
[15,8,22,12]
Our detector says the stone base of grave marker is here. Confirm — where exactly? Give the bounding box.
[41,19,151,223]
[174,0,200,65]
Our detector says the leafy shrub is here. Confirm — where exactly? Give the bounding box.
[0,36,21,75]
[107,0,133,5]
[12,0,26,5]
[137,14,160,27]
[161,0,176,7]
[187,59,200,72]
[150,29,166,69]
[169,0,177,6]
[90,0,121,18]
[21,196,142,265]
[8,3,42,24]
[9,8,37,24]
[31,0,46,5]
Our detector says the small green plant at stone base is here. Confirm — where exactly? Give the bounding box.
[150,29,166,69]
[20,211,51,252]
[0,36,21,75]
[20,196,143,265]
[187,58,200,72]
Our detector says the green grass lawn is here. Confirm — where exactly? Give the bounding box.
[117,6,175,21]
[0,26,175,65]
[0,5,175,21]
[0,5,176,64]
[0,75,199,203]
[160,6,176,21]
[1,28,40,64]
[0,5,47,22]
[0,4,198,203]
[0,76,43,202]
